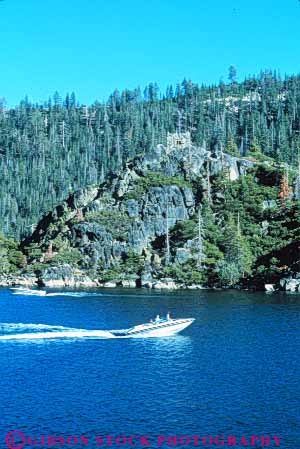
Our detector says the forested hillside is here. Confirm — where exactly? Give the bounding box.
[1,69,300,239]
[0,137,298,291]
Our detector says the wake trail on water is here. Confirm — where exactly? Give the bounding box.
[11,290,101,298]
[46,292,100,297]
[0,323,117,341]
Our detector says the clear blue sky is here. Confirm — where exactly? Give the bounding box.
[1,0,300,106]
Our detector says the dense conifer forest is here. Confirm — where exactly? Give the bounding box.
[1,69,300,240]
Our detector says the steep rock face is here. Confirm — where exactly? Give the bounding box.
[22,186,99,248]
[68,184,195,269]
[71,223,115,268]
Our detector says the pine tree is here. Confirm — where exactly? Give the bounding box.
[218,214,254,285]
[279,169,292,206]
[228,65,237,84]
[165,202,170,266]
[45,243,53,261]
[225,135,239,157]
[249,136,262,155]
[296,156,300,200]
[197,207,205,269]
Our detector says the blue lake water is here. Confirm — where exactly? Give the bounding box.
[0,288,299,448]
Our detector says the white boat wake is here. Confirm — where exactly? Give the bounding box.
[46,292,100,297]
[11,287,100,298]
[0,323,115,341]
[0,322,76,332]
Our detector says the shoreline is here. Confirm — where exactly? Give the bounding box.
[0,274,299,293]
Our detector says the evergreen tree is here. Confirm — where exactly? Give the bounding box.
[249,137,262,155]
[225,135,239,156]
[228,65,237,84]
[197,207,205,269]
[279,169,292,206]
[218,214,254,285]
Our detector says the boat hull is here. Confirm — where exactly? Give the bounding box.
[113,318,195,338]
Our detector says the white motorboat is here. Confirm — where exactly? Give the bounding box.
[110,316,195,338]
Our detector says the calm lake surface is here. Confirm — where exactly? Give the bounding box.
[0,288,299,448]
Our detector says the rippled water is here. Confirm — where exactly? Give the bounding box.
[0,288,299,448]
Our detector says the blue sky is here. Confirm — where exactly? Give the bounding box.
[1,0,300,106]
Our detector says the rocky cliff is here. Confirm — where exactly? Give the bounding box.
[7,141,299,290]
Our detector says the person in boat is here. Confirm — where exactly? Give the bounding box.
[155,314,160,323]
[166,312,171,321]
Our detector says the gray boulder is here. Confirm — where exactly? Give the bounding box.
[280,275,300,292]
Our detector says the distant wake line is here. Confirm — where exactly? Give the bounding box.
[12,291,100,298]
[0,323,118,341]
[47,292,100,297]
